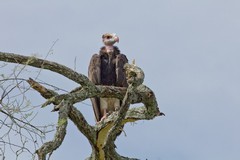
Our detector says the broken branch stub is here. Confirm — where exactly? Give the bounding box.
[124,63,144,86]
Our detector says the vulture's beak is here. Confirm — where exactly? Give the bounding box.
[112,33,119,43]
[115,36,119,43]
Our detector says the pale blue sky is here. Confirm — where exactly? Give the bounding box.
[1,1,240,160]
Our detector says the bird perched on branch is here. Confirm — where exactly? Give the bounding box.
[88,33,128,122]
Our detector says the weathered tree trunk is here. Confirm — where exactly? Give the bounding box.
[0,51,164,160]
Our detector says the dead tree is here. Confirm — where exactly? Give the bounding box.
[0,51,164,160]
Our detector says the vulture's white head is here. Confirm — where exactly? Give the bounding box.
[102,33,119,46]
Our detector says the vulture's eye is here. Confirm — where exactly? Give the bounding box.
[106,36,111,39]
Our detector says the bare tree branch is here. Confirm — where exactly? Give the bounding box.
[26,78,96,146]
[36,100,70,160]
[0,51,93,87]
[0,51,164,160]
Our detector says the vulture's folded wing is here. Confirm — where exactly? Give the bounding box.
[88,54,102,121]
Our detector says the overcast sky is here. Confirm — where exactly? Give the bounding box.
[1,1,240,160]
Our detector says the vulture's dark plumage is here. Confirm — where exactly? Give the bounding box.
[88,33,128,122]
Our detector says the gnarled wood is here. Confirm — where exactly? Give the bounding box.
[1,51,164,160]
